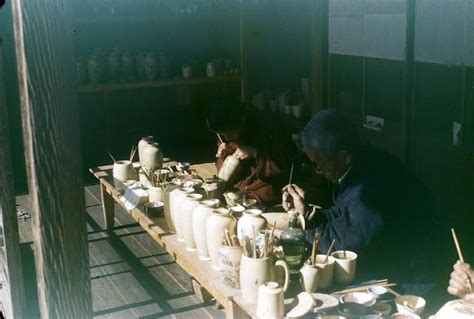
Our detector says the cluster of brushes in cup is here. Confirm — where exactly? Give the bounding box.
[226,221,278,259]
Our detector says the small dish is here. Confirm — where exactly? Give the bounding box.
[340,292,376,307]
[144,201,164,217]
[395,295,426,315]
[368,286,387,298]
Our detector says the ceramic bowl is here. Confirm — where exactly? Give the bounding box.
[340,292,376,307]
[432,299,474,319]
[391,313,421,319]
[338,302,368,317]
[371,302,392,316]
[144,201,164,217]
[395,295,426,315]
[261,212,289,230]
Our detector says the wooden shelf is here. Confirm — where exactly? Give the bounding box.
[77,75,242,93]
[72,13,236,25]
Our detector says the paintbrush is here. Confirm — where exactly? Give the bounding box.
[451,228,473,293]
[324,239,336,263]
[311,233,320,265]
[108,151,116,163]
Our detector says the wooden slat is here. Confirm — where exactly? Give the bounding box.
[0,37,26,319]
[11,0,92,317]
[77,76,242,93]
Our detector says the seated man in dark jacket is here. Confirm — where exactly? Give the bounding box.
[206,99,297,204]
[283,110,448,294]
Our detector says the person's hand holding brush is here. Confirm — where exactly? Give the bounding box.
[448,261,474,302]
[282,184,306,214]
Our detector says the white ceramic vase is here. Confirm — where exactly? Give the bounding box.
[142,142,163,172]
[256,282,285,319]
[163,180,182,232]
[206,208,237,270]
[218,246,242,289]
[237,209,267,244]
[240,255,290,304]
[181,193,203,251]
[217,154,240,182]
[193,199,220,260]
[170,187,195,241]
[299,264,319,293]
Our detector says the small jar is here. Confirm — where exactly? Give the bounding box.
[206,62,216,78]
[142,142,163,172]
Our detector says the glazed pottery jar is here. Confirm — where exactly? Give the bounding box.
[142,142,163,172]
[280,212,307,274]
[217,154,240,182]
[206,61,216,77]
[219,246,242,288]
[206,208,237,270]
[181,193,203,251]
[299,264,319,293]
[170,187,195,241]
[144,53,158,81]
[193,199,220,260]
[138,136,154,166]
[182,65,192,79]
[120,51,135,81]
[237,209,267,245]
[88,54,105,84]
[240,255,289,304]
[106,51,120,82]
[256,282,285,319]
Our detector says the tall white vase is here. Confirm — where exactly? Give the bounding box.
[206,208,236,270]
[181,193,203,251]
[170,187,194,241]
[193,199,220,260]
[237,209,267,244]
[138,136,154,166]
[142,142,163,172]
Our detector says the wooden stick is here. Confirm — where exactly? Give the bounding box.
[108,151,116,163]
[311,233,320,265]
[252,226,257,258]
[216,133,224,144]
[451,228,465,262]
[451,228,473,293]
[333,283,396,295]
[324,239,336,263]
[288,160,295,185]
[224,229,233,247]
[222,230,231,246]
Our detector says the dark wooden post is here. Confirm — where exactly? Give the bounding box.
[0,37,26,319]
[11,0,92,318]
[311,0,329,114]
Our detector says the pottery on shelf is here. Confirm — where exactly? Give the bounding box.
[88,54,105,84]
[291,104,304,119]
[181,193,203,251]
[170,187,195,241]
[120,51,135,81]
[163,180,183,232]
[237,209,267,245]
[142,142,163,172]
[138,136,154,166]
[315,254,336,289]
[106,51,120,82]
[148,186,164,203]
[206,208,237,270]
[182,65,192,79]
[218,246,242,289]
[135,52,146,81]
[240,255,289,304]
[75,58,88,84]
[193,199,220,260]
[144,53,158,81]
[256,282,285,319]
[206,61,216,77]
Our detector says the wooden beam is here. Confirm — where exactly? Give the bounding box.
[311,0,329,114]
[10,1,92,318]
[0,37,26,319]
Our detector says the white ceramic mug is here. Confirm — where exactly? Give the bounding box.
[332,250,358,284]
[299,264,319,293]
[113,160,137,192]
[256,282,285,319]
[148,186,164,203]
[240,255,290,304]
[315,254,335,289]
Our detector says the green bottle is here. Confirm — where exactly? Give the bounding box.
[280,211,307,274]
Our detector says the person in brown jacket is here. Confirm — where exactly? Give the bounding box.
[206,99,297,205]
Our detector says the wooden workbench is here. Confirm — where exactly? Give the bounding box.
[89,161,244,318]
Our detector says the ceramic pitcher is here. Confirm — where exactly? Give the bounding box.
[256,282,285,319]
[170,187,195,241]
[240,255,289,304]
[181,193,203,251]
[206,208,237,270]
[237,209,267,245]
[193,199,220,260]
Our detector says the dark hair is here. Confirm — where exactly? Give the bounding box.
[301,109,362,159]
[206,99,245,132]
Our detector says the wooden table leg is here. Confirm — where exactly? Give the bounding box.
[226,300,251,319]
[100,182,114,230]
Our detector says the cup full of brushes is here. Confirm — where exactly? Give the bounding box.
[239,227,290,304]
